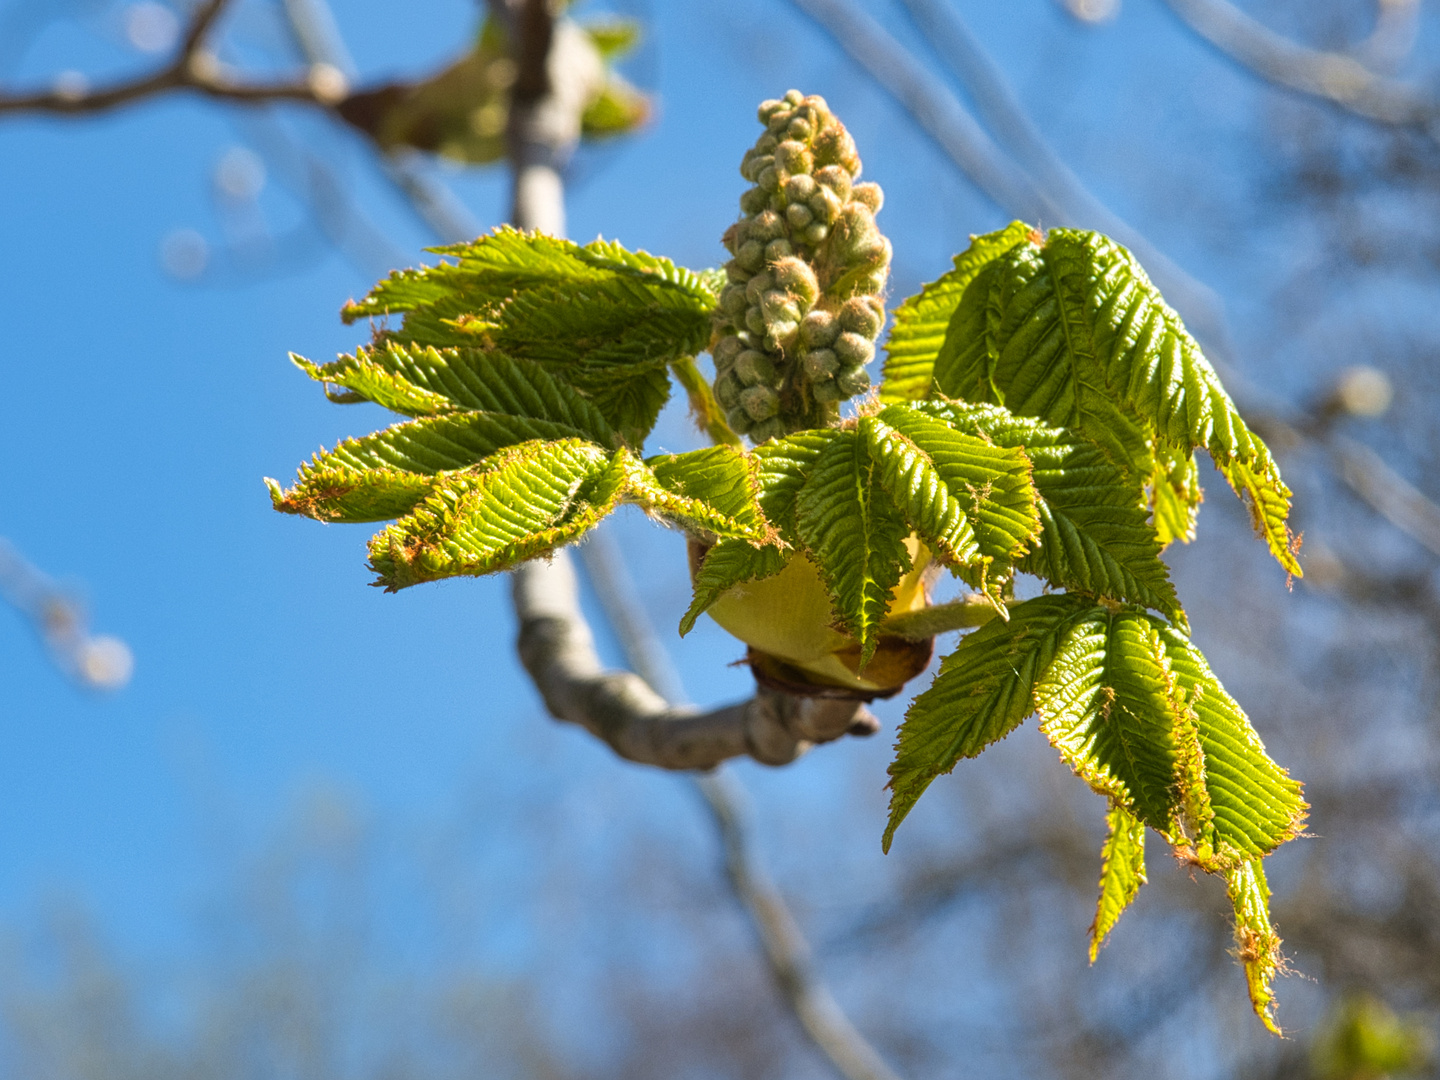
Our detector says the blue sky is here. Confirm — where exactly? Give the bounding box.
[0,0,1405,1040]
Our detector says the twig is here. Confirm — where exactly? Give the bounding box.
[1159,0,1440,142]
[0,0,332,116]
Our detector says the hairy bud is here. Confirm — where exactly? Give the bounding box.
[709,90,892,441]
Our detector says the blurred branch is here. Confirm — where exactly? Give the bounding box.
[0,539,132,691]
[0,0,342,116]
[1160,0,1440,142]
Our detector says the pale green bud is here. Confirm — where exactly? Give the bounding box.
[852,182,883,212]
[813,378,843,403]
[745,306,766,335]
[750,211,786,242]
[774,140,813,176]
[713,334,745,367]
[735,350,776,387]
[783,88,805,106]
[740,385,780,421]
[726,405,753,433]
[804,223,830,245]
[737,239,766,272]
[814,166,852,201]
[760,289,800,325]
[785,174,817,203]
[838,296,883,338]
[802,348,839,380]
[834,331,875,366]
[739,187,769,215]
[757,166,779,192]
[725,263,750,284]
[808,185,842,225]
[837,366,872,397]
[772,257,819,305]
[748,417,786,444]
[801,310,839,347]
[745,270,775,303]
[755,133,778,154]
[787,116,813,141]
[714,371,742,409]
[764,238,794,263]
[758,99,785,123]
[786,203,814,230]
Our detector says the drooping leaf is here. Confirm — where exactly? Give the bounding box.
[1090,803,1147,962]
[913,400,1182,621]
[1156,624,1306,860]
[1034,609,1185,832]
[929,227,1299,575]
[680,539,788,636]
[884,593,1098,851]
[794,429,912,666]
[368,440,624,589]
[627,446,770,541]
[1225,858,1285,1035]
[881,221,1033,403]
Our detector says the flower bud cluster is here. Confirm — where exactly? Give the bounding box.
[711,90,892,441]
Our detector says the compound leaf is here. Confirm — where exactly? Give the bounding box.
[881,221,1033,403]
[1090,803,1147,962]
[794,429,911,666]
[628,446,770,541]
[368,439,623,589]
[752,429,844,543]
[884,593,1098,851]
[680,539,788,636]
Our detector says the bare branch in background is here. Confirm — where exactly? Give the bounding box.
[0,0,343,116]
[1160,0,1440,143]
[0,539,132,691]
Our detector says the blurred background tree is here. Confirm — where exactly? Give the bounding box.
[2,1,1439,1078]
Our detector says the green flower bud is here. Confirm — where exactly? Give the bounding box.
[745,270,775,303]
[814,166,852,202]
[764,238,794,263]
[758,99,785,123]
[750,211,786,242]
[838,296,883,337]
[760,289,801,325]
[714,371,742,409]
[786,203,814,230]
[785,174,817,203]
[745,306,766,335]
[804,223,830,245]
[757,166,780,192]
[834,331,875,366]
[802,348,839,380]
[713,334,745,367]
[735,350,776,387]
[774,140,813,176]
[740,385,780,421]
[725,263,750,285]
[748,417,786,444]
[787,116,813,141]
[813,378,843,403]
[784,88,805,106]
[737,239,766,272]
[852,182,883,213]
[811,124,859,174]
[808,185,842,225]
[726,405,753,433]
[765,321,798,349]
[772,257,819,306]
[755,133,778,154]
[801,310,839,347]
[837,365,872,398]
[739,187,769,214]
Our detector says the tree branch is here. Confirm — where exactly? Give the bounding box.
[1159,0,1440,142]
[0,0,335,116]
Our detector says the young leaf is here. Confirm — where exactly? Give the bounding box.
[929,227,1299,576]
[752,429,844,543]
[680,539,788,636]
[341,228,719,445]
[1156,623,1306,860]
[1151,451,1203,548]
[881,221,1033,403]
[1090,803,1147,962]
[368,440,624,589]
[1225,858,1285,1034]
[860,414,982,569]
[794,429,912,666]
[274,413,602,524]
[912,400,1182,621]
[884,593,1099,851]
[296,345,620,447]
[625,447,770,542]
[1034,609,1185,832]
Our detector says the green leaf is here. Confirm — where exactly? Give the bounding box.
[628,446,770,541]
[752,429,843,543]
[340,228,719,445]
[929,227,1299,575]
[1090,803,1147,962]
[1156,624,1306,860]
[794,429,912,666]
[884,593,1098,851]
[881,221,1033,404]
[1034,609,1186,832]
[872,404,1040,571]
[860,414,981,569]
[368,440,624,589]
[267,466,437,524]
[1152,450,1202,547]
[296,345,620,446]
[680,539,788,636]
[1225,858,1284,1035]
